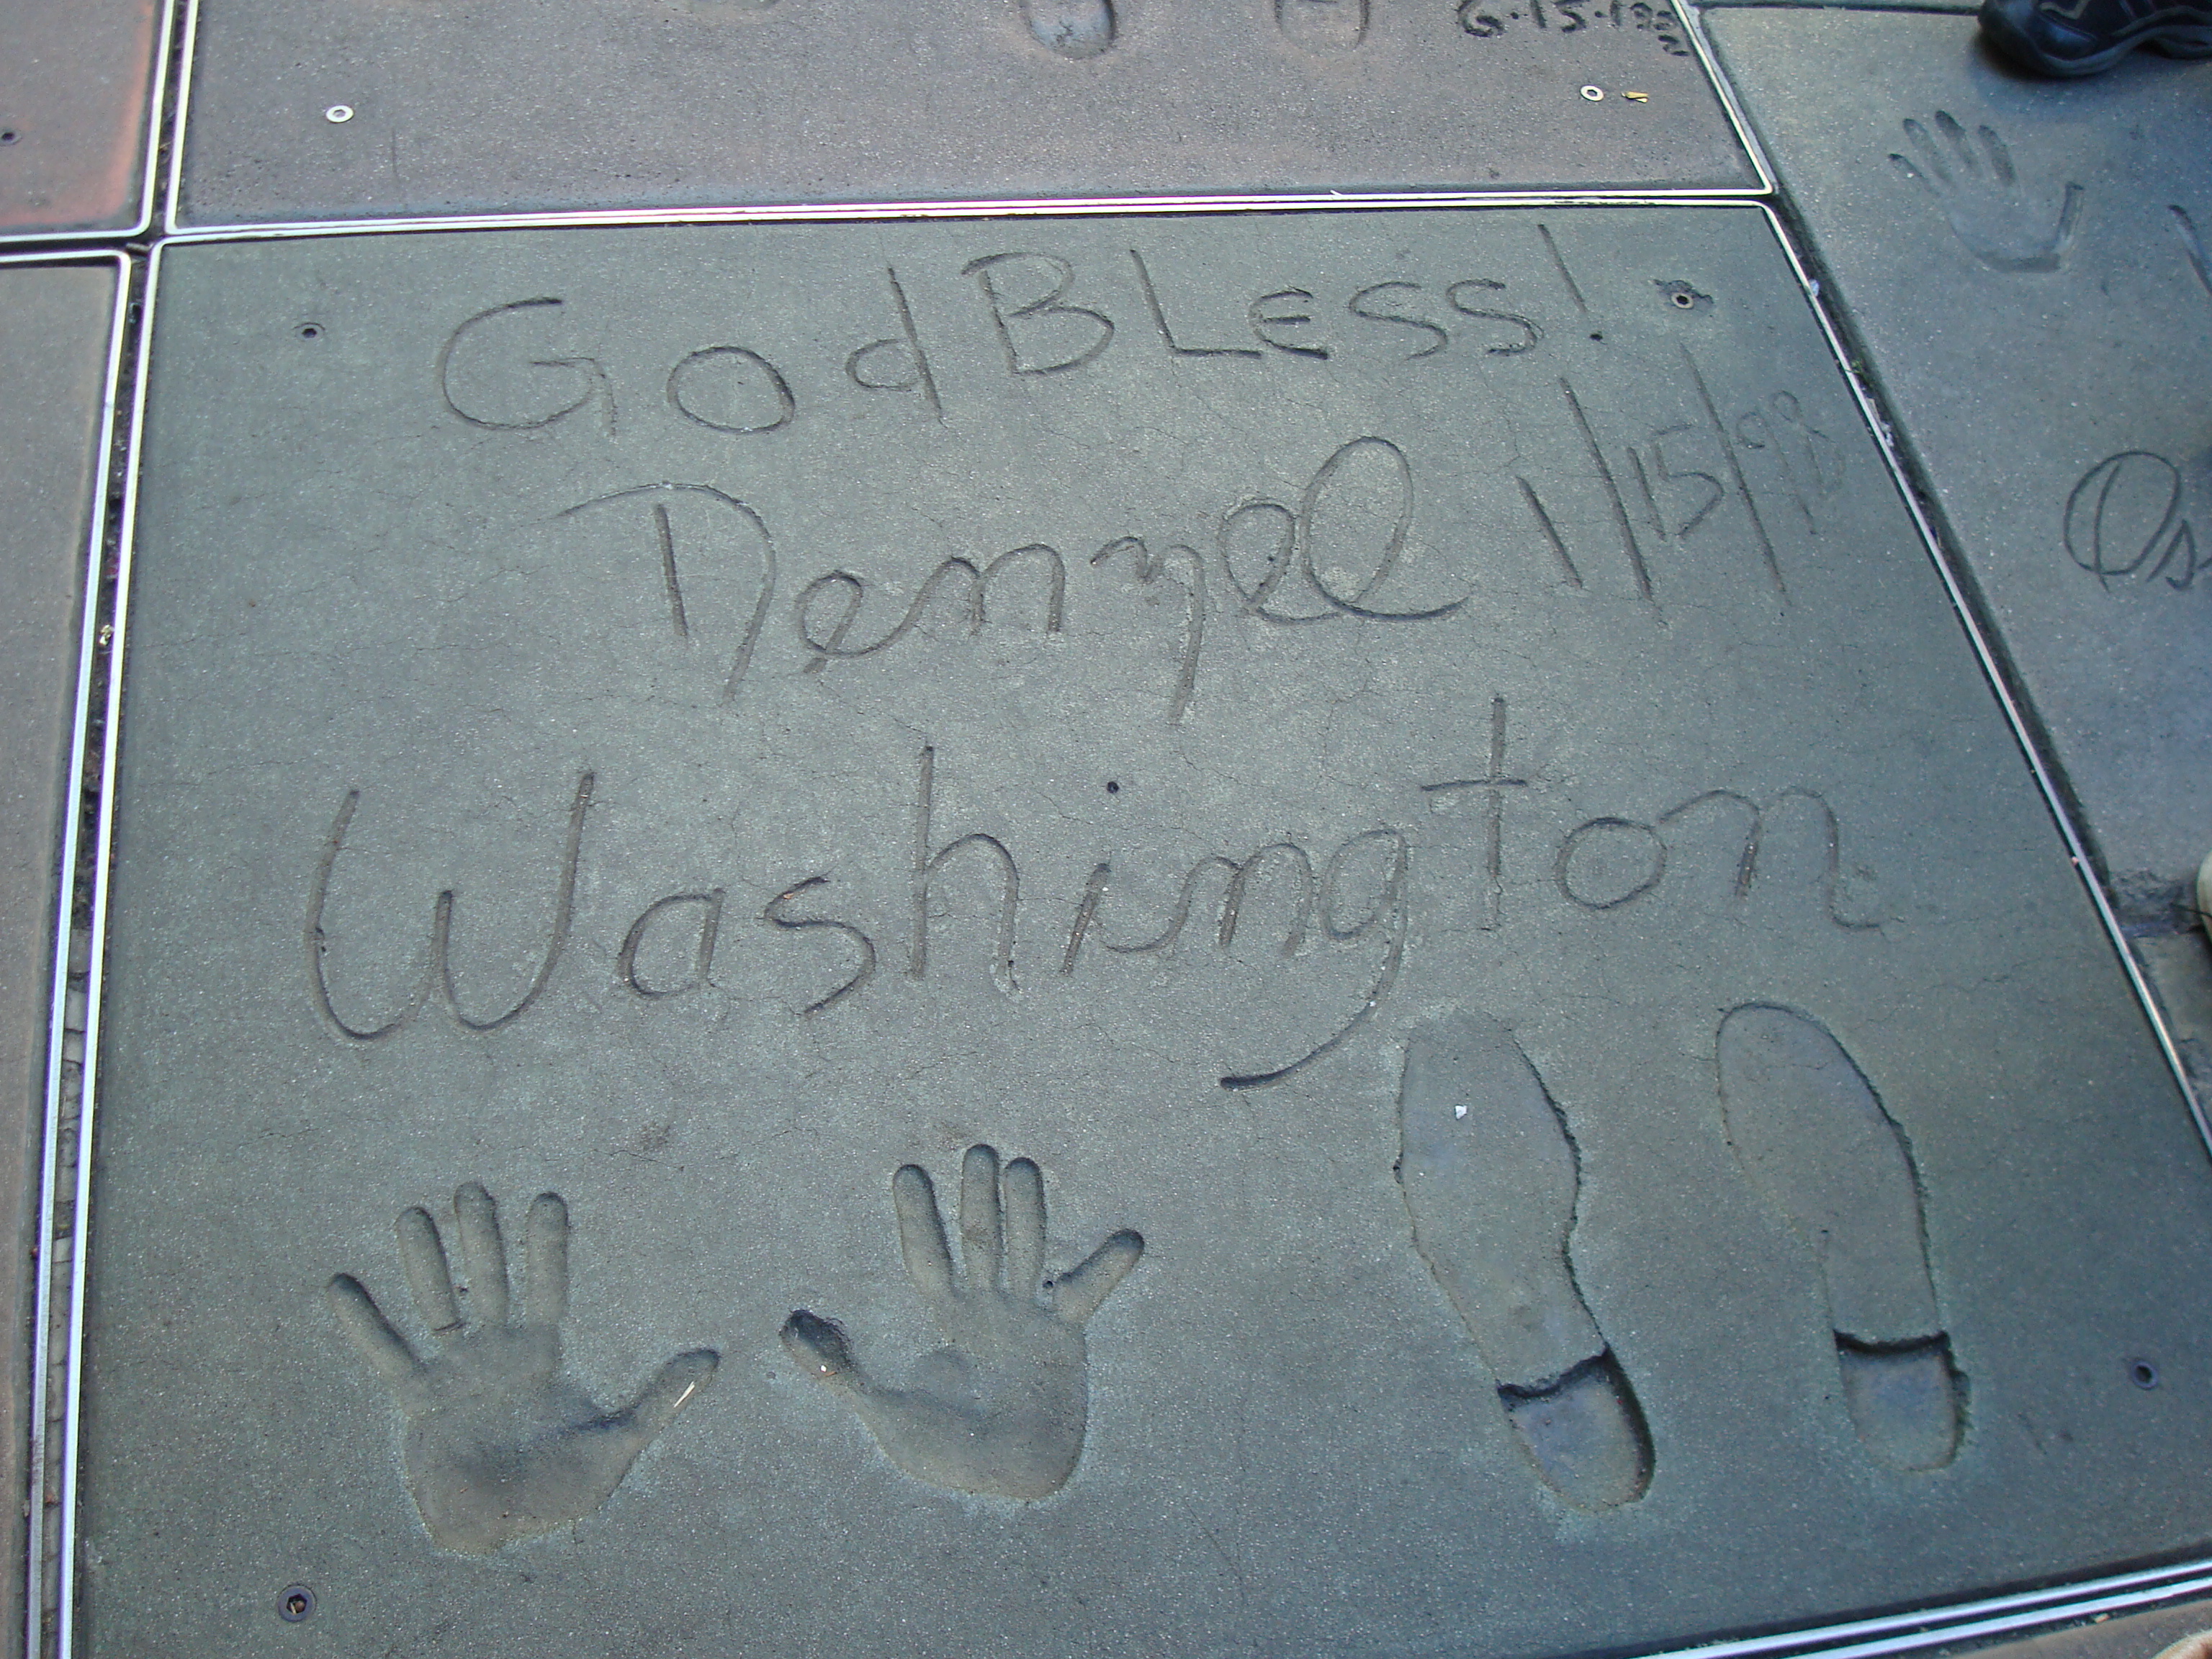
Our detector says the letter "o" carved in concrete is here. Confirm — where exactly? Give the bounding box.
[1555,817,1667,910]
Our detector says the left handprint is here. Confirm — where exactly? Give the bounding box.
[325,1183,718,1554]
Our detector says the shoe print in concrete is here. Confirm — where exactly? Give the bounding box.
[1717,1006,1961,1473]
[1399,1010,1651,1510]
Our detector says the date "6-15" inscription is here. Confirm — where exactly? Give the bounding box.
[1457,0,1691,53]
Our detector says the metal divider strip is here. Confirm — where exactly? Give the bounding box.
[49,236,160,1659]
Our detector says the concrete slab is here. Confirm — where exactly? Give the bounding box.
[0,0,161,235]
[1702,0,1976,13]
[170,0,1755,227]
[0,259,122,1659]
[84,211,2212,1659]
[1703,8,2212,908]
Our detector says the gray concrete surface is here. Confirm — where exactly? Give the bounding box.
[0,0,160,235]
[76,210,2212,1658]
[171,0,1753,225]
[1703,0,1976,12]
[0,261,117,1659]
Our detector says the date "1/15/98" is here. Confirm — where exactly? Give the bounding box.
[1457,0,1693,53]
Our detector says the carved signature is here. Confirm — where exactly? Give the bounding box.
[2065,451,2202,590]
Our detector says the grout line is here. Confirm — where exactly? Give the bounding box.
[1679,0,1781,194]
[142,0,192,248]
[152,188,1770,244]
[48,238,163,1659]
[140,0,184,243]
[1642,1564,2212,1659]
[1694,1,1979,9]
[157,0,198,241]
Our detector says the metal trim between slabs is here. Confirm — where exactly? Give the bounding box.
[156,0,199,243]
[0,246,133,1659]
[1681,0,1781,199]
[2,0,176,247]
[56,206,2211,1659]
[1642,1561,2212,1659]
[157,0,1774,238]
[157,188,1774,245]
[44,240,151,1659]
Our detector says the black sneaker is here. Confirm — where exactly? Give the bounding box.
[1980,0,2212,76]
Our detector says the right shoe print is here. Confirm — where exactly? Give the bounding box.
[1979,0,2212,78]
[1717,1004,1964,1473]
[1398,1010,1654,1512]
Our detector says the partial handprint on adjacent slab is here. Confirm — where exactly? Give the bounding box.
[1398,1011,1653,1511]
[2173,205,2212,298]
[783,1145,1143,1501]
[1888,112,2083,274]
[1717,1006,1962,1473]
[1022,0,1115,57]
[326,1184,718,1554]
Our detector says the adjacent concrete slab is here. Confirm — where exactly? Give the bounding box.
[0,0,161,235]
[1701,0,1977,14]
[171,0,1755,227]
[0,260,120,1659]
[1704,9,2212,904]
[87,211,2211,1659]
[1987,1601,2212,1659]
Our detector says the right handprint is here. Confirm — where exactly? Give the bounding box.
[1889,111,2084,274]
[783,1145,1143,1501]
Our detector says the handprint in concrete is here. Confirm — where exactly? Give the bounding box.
[325,1183,718,1554]
[1398,1010,1654,1511]
[1888,111,2083,274]
[783,1145,1143,1500]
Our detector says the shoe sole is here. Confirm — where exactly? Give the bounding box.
[1982,5,2212,73]
[2149,24,2212,52]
